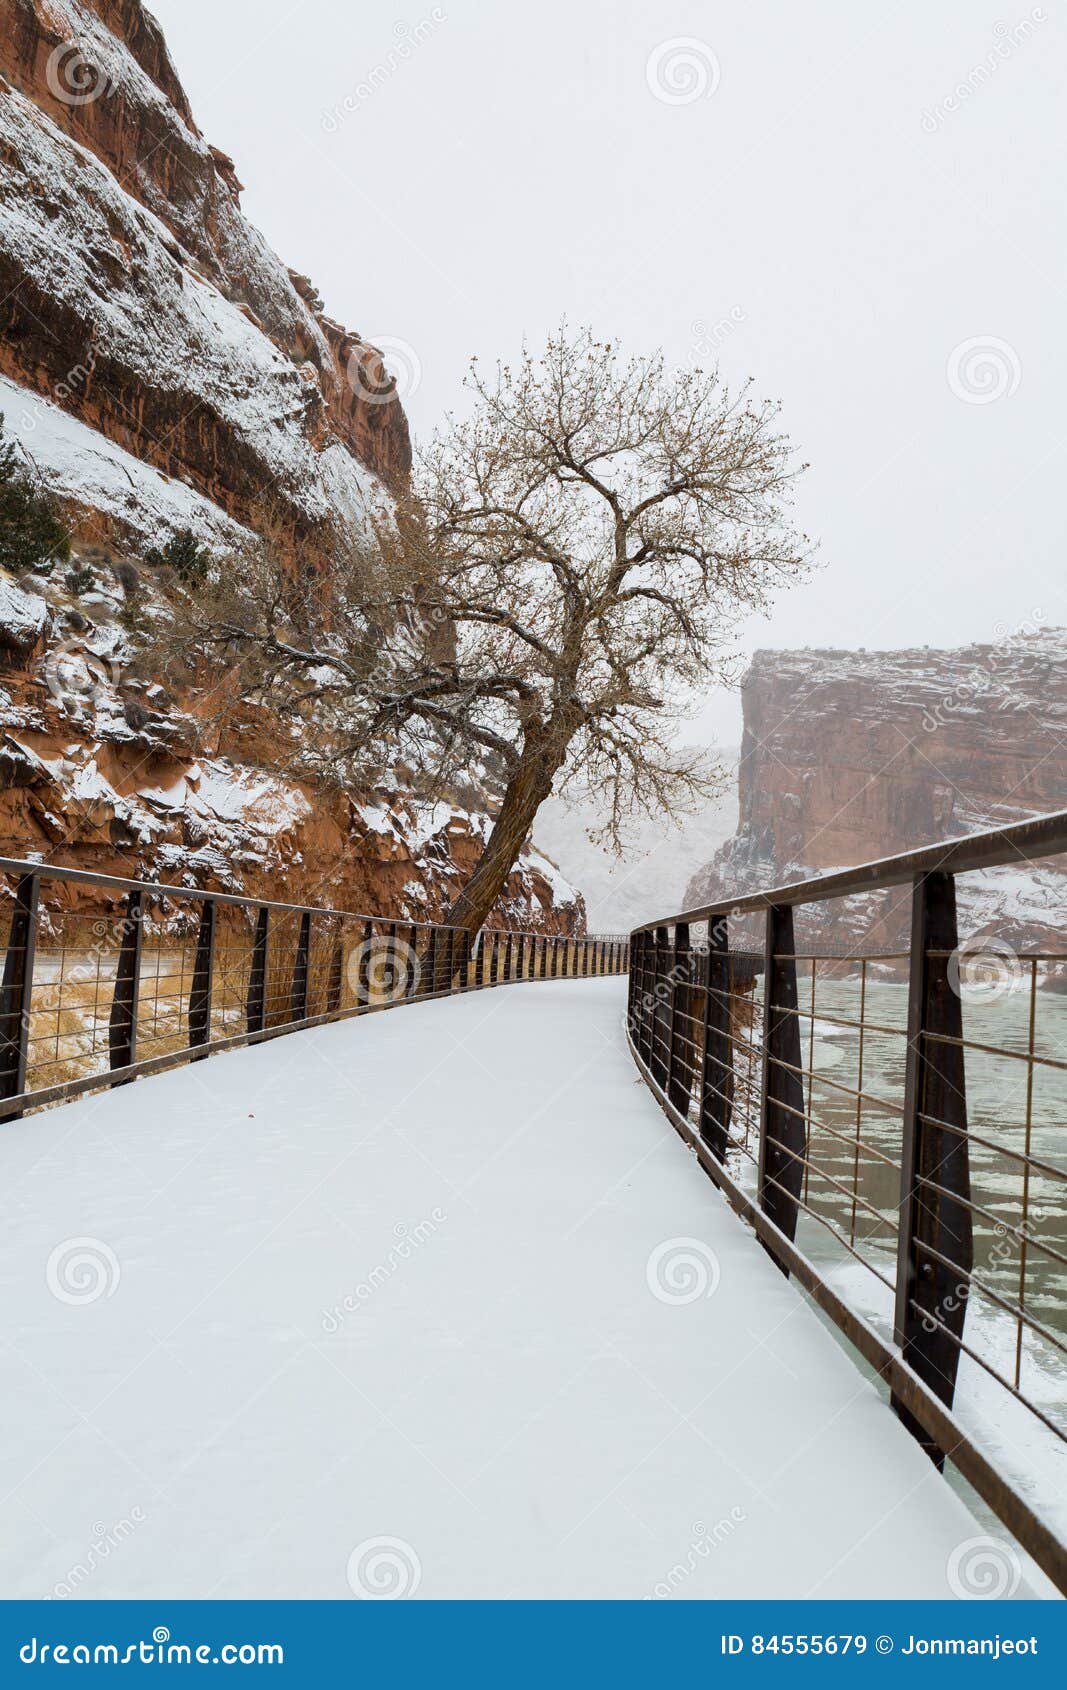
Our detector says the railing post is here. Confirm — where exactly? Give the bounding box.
[406,924,420,998]
[423,926,437,996]
[290,911,311,1022]
[666,922,693,1114]
[626,933,638,1027]
[0,872,40,1116]
[648,926,670,1088]
[635,932,653,1062]
[247,906,270,1034]
[473,930,485,988]
[699,916,734,1162]
[892,871,973,1462]
[539,936,548,980]
[757,904,805,1259]
[327,924,344,1015]
[109,889,144,1079]
[188,899,216,1057]
[379,921,397,1001]
[503,933,514,983]
[452,928,471,991]
[358,918,375,1003]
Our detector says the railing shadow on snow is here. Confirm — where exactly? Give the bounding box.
[0,854,628,1122]
[628,808,1067,1596]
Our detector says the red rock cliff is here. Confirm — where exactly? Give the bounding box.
[0,0,410,544]
[685,630,1067,954]
[0,0,582,930]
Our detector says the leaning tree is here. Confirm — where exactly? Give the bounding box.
[402,325,813,937]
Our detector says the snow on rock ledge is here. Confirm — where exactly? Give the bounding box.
[0,570,48,656]
[0,375,254,553]
[0,0,410,544]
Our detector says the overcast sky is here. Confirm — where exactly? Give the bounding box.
[150,0,1065,745]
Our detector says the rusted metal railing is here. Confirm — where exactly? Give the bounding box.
[629,808,1067,1596]
[0,855,628,1122]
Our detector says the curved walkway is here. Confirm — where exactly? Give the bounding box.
[1,979,1006,1599]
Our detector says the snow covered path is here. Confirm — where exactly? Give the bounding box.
[1,979,1004,1600]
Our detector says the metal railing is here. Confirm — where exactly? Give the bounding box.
[628,808,1067,1596]
[0,854,628,1121]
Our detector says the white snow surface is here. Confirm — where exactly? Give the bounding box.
[0,571,48,647]
[0,979,1013,1600]
[0,375,251,552]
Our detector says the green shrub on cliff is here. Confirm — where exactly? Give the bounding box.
[144,527,209,587]
[64,563,97,596]
[0,418,71,577]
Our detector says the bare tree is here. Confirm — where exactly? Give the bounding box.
[158,326,812,938]
[403,325,813,936]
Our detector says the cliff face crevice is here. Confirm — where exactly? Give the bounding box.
[686,632,1067,954]
[0,0,582,930]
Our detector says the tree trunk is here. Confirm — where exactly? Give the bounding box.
[443,740,560,938]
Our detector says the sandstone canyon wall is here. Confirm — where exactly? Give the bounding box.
[685,630,1067,955]
[0,0,581,928]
